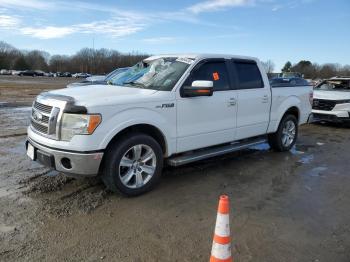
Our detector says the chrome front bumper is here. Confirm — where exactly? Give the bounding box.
[26,138,104,177]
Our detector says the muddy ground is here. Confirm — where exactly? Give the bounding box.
[0,76,350,261]
[0,75,76,107]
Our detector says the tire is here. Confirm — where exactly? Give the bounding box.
[102,133,163,196]
[268,114,298,152]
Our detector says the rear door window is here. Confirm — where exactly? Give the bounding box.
[234,61,264,89]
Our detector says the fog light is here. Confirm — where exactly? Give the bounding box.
[61,157,72,169]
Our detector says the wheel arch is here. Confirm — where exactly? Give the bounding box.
[284,106,300,122]
[104,123,168,156]
[268,96,302,133]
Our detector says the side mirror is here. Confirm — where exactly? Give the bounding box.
[183,80,214,97]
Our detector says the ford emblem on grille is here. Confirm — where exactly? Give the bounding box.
[33,111,43,122]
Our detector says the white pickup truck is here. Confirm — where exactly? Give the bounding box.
[26,54,313,196]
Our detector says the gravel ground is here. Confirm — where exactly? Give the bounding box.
[0,77,349,261]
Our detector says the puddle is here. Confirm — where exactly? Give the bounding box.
[13,107,32,112]
[249,143,270,151]
[45,170,60,177]
[0,102,9,107]
[7,139,26,154]
[308,166,327,177]
[290,146,304,155]
[298,154,314,164]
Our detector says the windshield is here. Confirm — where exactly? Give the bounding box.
[109,57,192,91]
[105,67,129,81]
[315,80,350,91]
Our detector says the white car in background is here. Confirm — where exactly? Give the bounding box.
[312,77,350,123]
[11,70,21,75]
[0,69,11,75]
[72,73,91,78]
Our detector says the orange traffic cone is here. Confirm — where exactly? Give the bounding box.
[210,195,232,262]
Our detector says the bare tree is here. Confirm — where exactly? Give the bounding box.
[2,40,348,78]
[262,60,275,74]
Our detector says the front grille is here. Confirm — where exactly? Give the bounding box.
[34,101,52,114]
[31,119,48,134]
[42,114,50,123]
[312,99,336,111]
[31,101,52,135]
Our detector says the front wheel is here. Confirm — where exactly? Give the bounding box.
[268,114,298,152]
[102,133,163,196]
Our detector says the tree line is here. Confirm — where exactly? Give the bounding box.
[281,60,350,79]
[0,41,148,74]
[1,40,349,78]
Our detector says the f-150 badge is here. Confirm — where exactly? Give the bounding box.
[156,103,175,109]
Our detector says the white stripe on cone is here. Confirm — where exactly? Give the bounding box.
[214,213,230,237]
[211,242,232,260]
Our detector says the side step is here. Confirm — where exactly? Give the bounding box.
[167,137,267,167]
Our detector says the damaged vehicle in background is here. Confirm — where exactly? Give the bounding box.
[67,67,129,88]
[312,76,350,123]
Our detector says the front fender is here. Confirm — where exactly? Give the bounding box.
[97,107,176,156]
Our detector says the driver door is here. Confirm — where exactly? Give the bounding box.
[176,59,238,153]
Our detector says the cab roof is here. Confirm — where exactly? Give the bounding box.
[144,53,259,63]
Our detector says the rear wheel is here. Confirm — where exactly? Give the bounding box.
[102,133,163,196]
[268,114,298,152]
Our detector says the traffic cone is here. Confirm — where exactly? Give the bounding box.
[210,195,232,262]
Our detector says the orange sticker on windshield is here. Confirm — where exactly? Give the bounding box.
[213,72,219,81]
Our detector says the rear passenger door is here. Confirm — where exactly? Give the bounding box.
[231,59,271,140]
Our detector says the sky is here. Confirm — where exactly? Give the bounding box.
[0,0,349,71]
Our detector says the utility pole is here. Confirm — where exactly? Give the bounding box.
[92,35,95,74]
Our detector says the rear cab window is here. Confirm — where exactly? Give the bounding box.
[234,60,264,89]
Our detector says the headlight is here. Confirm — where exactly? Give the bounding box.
[61,113,101,141]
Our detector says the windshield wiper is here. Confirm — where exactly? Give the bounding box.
[124,81,147,89]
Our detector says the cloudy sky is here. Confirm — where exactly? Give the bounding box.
[0,0,349,71]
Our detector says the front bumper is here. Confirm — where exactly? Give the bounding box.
[26,137,104,177]
[312,109,350,123]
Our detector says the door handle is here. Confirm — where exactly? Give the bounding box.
[228,98,236,106]
[262,95,269,103]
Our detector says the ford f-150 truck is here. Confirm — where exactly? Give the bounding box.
[26,54,313,196]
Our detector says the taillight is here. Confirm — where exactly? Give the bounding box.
[309,91,313,106]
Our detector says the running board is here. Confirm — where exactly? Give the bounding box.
[167,137,267,167]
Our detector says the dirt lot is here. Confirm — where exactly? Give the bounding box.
[0,75,76,107]
[0,76,350,262]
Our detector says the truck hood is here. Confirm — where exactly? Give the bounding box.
[313,90,350,100]
[48,85,159,106]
